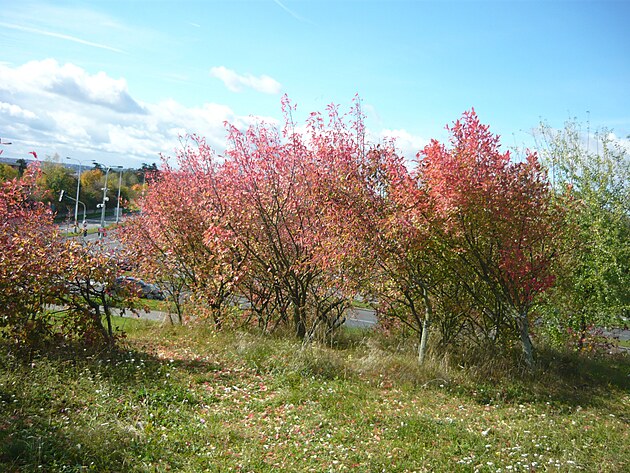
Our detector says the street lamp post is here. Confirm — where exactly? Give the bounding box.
[77,199,87,224]
[95,163,111,236]
[115,166,123,223]
[94,163,123,237]
[60,192,87,226]
[66,157,86,229]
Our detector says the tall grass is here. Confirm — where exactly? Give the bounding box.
[1,317,628,472]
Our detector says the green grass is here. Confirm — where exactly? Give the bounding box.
[62,226,112,238]
[1,319,628,472]
[139,298,177,313]
[61,222,122,238]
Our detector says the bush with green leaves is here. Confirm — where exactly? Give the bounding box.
[536,120,630,349]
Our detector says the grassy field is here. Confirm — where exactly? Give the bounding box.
[1,318,628,472]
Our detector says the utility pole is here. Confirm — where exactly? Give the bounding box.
[66,157,86,229]
[115,166,123,223]
[95,163,111,238]
[94,163,123,237]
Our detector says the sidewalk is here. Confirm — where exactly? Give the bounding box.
[49,304,176,324]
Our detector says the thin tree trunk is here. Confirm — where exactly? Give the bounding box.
[103,303,113,341]
[294,304,306,339]
[517,311,534,367]
[212,305,222,330]
[577,314,587,351]
[418,290,432,365]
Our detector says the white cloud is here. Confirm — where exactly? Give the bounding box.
[606,132,630,155]
[379,128,428,162]
[1,59,143,114]
[0,102,37,120]
[0,60,426,171]
[0,60,275,167]
[210,66,282,94]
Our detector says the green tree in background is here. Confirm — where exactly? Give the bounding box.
[36,160,77,216]
[0,164,18,182]
[537,120,630,349]
[16,159,28,177]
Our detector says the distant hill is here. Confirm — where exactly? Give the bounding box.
[0,156,35,168]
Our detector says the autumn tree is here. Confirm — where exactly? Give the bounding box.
[343,144,443,364]
[214,99,373,340]
[0,165,64,343]
[80,168,105,211]
[347,114,564,366]
[416,110,565,365]
[120,143,240,327]
[124,98,376,340]
[59,241,140,341]
[0,165,137,346]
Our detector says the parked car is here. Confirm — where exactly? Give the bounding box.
[102,250,136,271]
[115,276,165,300]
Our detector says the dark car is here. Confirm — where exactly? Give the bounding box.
[115,276,165,300]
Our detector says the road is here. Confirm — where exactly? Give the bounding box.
[601,327,630,342]
[61,224,627,340]
[62,223,380,328]
[117,305,379,328]
[61,218,123,249]
[345,307,377,328]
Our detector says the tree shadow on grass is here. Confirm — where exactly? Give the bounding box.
[0,339,231,472]
[458,348,630,417]
[533,349,630,410]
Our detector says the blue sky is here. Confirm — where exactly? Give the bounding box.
[1,0,628,168]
